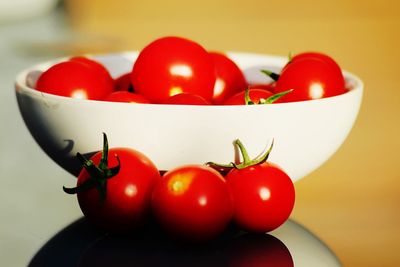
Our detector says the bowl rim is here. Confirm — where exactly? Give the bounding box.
[15,51,364,108]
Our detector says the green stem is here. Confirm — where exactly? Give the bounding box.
[234,139,251,165]
[206,162,235,176]
[232,139,274,170]
[250,139,274,165]
[260,89,293,104]
[205,139,275,172]
[99,132,109,171]
[288,51,293,63]
[260,69,280,81]
[244,88,254,105]
[63,178,97,194]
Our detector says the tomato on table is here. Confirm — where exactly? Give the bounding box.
[208,139,295,233]
[151,165,234,242]
[226,161,295,232]
[131,36,216,103]
[63,134,161,232]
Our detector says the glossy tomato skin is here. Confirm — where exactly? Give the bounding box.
[151,165,234,242]
[226,162,295,233]
[114,72,134,92]
[223,88,273,105]
[274,57,347,102]
[290,52,345,87]
[76,148,161,232]
[131,36,216,103]
[103,91,150,103]
[162,93,211,105]
[70,56,115,91]
[36,61,114,100]
[210,52,247,104]
[248,82,276,92]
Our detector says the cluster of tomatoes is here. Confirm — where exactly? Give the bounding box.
[63,134,295,242]
[35,36,348,105]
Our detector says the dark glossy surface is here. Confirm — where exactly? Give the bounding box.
[28,218,340,267]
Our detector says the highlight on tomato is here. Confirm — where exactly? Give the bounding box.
[131,36,216,103]
[209,51,248,104]
[262,51,347,103]
[151,165,234,242]
[289,51,345,86]
[36,58,114,100]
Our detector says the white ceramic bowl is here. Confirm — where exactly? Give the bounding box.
[15,52,363,181]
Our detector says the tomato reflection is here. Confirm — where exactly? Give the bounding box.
[226,233,294,267]
[76,228,293,267]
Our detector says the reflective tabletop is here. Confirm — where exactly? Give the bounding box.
[28,219,341,267]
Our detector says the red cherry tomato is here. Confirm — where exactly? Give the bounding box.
[274,57,347,102]
[151,165,233,242]
[290,52,345,88]
[70,56,115,90]
[224,88,273,105]
[210,52,247,104]
[103,91,150,103]
[131,36,216,103]
[67,146,160,232]
[162,93,211,105]
[248,82,276,92]
[114,72,133,92]
[36,61,114,100]
[225,162,295,233]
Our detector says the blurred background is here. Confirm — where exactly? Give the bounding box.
[1,0,399,266]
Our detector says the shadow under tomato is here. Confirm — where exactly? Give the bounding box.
[28,218,104,267]
[28,218,293,267]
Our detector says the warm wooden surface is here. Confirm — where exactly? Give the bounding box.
[63,1,400,266]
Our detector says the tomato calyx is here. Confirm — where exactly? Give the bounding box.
[244,88,293,105]
[207,139,274,174]
[63,133,120,201]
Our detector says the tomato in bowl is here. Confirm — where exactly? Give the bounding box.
[15,51,363,182]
